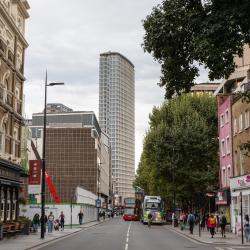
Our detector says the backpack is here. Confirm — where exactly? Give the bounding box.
[221,215,227,225]
[188,214,194,223]
[210,217,216,225]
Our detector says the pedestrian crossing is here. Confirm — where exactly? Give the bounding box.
[215,247,250,250]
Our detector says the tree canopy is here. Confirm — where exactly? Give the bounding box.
[142,0,250,99]
[134,94,219,210]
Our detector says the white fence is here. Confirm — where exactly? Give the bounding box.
[20,203,97,225]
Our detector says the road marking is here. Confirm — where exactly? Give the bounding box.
[125,222,132,250]
[215,248,225,250]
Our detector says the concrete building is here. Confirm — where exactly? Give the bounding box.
[28,105,111,205]
[190,82,220,95]
[0,0,29,224]
[99,52,135,201]
[215,45,250,233]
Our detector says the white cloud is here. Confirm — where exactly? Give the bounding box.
[24,0,209,171]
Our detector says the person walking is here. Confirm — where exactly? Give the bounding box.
[244,214,250,242]
[59,211,65,231]
[220,212,227,238]
[78,210,84,225]
[208,214,217,238]
[32,213,40,232]
[187,212,195,234]
[201,215,206,231]
[47,212,55,233]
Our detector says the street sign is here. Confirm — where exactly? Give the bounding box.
[96,199,101,208]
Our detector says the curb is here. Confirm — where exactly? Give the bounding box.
[25,220,106,250]
[165,226,250,247]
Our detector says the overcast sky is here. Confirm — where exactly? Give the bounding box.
[24,0,209,170]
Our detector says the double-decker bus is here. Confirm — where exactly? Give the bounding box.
[141,196,164,224]
[123,197,138,221]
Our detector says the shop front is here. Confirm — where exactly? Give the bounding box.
[230,174,250,234]
[216,188,231,225]
[0,159,23,223]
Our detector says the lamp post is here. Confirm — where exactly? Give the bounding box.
[41,72,64,239]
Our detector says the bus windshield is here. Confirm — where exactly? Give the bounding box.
[124,208,134,215]
[145,202,160,210]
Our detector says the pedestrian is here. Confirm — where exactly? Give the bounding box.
[102,211,106,220]
[187,211,195,234]
[206,214,209,231]
[32,213,40,233]
[208,214,216,238]
[59,211,65,231]
[220,212,227,238]
[78,210,84,225]
[47,211,55,233]
[244,214,250,242]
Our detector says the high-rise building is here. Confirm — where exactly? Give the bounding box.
[99,52,135,201]
[0,0,29,224]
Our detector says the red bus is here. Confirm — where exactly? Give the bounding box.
[123,197,138,221]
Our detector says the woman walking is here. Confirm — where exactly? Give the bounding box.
[244,214,250,242]
[59,211,65,231]
[208,214,217,238]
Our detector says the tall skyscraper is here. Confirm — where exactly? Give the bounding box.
[99,52,135,200]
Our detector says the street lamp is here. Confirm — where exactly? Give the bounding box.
[41,72,64,239]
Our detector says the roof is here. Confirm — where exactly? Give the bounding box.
[100,51,134,68]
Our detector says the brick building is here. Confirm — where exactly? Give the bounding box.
[0,0,29,223]
[28,105,111,204]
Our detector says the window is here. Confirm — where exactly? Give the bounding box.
[222,167,226,187]
[227,165,231,187]
[221,139,225,157]
[220,114,225,127]
[0,189,4,221]
[240,150,244,175]
[225,109,229,123]
[245,110,250,129]
[239,114,243,132]
[226,136,230,155]
[233,118,237,135]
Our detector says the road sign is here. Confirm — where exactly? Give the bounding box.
[96,199,101,208]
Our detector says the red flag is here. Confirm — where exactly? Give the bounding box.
[45,171,60,203]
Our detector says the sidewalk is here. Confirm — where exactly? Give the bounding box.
[165,224,250,247]
[0,220,102,250]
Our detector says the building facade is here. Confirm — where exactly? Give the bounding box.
[216,44,250,233]
[216,95,233,221]
[28,106,110,204]
[0,0,29,223]
[190,82,220,95]
[99,52,135,201]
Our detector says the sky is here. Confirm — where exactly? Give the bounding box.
[24,0,209,170]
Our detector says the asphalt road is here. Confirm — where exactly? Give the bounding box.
[39,218,247,250]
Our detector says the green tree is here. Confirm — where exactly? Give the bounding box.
[135,94,219,209]
[142,0,250,99]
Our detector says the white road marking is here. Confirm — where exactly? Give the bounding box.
[215,248,225,250]
[124,222,132,250]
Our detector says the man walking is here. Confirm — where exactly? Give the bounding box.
[59,211,65,231]
[78,210,84,225]
[47,212,54,233]
[220,212,227,238]
[187,211,195,234]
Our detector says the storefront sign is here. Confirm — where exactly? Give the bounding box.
[29,160,42,185]
[230,174,250,190]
